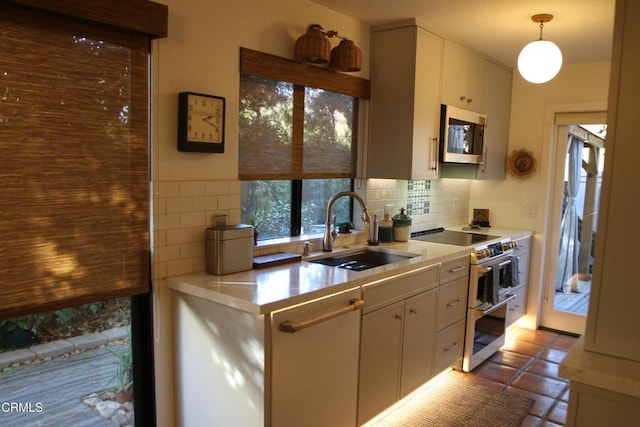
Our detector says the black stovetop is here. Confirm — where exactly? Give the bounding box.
[411,228,499,247]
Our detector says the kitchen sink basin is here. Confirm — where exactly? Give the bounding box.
[309,249,417,272]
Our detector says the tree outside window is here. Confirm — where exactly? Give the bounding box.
[239,74,357,240]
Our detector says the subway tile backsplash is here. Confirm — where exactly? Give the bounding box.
[363,178,470,234]
[154,178,471,279]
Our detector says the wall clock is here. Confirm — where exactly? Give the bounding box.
[178,91,225,153]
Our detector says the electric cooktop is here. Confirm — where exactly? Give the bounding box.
[411,228,499,246]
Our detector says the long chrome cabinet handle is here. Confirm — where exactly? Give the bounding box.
[278,299,365,333]
[431,137,439,171]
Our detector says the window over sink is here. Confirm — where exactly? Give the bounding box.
[238,49,370,240]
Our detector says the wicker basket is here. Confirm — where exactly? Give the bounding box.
[295,25,330,64]
[330,39,362,72]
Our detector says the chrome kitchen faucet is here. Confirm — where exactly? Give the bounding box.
[323,191,371,252]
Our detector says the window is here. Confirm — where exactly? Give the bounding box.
[241,179,352,239]
[0,3,166,426]
[238,48,370,239]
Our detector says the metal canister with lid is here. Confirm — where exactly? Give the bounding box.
[205,224,254,275]
[392,208,412,242]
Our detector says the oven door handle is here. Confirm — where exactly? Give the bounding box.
[498,259,512,268]
[474,294,516,316]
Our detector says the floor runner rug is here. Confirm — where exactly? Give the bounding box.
[372,375,534,427]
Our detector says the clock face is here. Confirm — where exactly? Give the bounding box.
[187,94,223,143]
[178,91,225,153]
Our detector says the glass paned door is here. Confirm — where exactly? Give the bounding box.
[541,118,606,334]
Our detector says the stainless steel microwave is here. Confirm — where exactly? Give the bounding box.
[440,104,487,164]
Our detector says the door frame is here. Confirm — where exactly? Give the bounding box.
[539,109,607,334]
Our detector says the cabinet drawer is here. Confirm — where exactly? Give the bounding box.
[363,264,439,313]
[506,285,527,327]
[434,319,465,374]
[440,255,469,284]
[437,277,468,329]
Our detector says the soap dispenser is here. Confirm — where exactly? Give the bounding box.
[378,205,394,242]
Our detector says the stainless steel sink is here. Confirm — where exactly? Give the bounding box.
[309,249,417,271]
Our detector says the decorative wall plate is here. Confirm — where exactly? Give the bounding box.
[507,149,537,179]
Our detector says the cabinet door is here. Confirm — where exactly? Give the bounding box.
[442,40,484,110]
[368,25,443,180]
[411,27,443,179]
[358,301,404,425]
[272,288,362,427]
[401,289,437,397]
[477,60,512,180]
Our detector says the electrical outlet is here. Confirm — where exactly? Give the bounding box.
[520,203,537,217]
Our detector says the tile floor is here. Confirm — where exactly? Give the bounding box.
[448,326,579,426]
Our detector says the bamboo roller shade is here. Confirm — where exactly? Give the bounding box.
[239,48,370,181]
[0,3,157,319]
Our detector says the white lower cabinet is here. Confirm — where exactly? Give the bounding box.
[357,265,439,425]
[508,235,531,326]
[271,287,362,427]
[506,285,527,327]
[401,290,438,396]
[358,300,405,425]
[436,277,468,330]
[435,255,469,373]
[434,318,466,374]
[172,287,363,427]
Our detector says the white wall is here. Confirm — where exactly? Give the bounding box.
[470,61,611,328]
[152,0,370,279]
[151,1,370,425]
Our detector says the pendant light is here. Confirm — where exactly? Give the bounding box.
[517,14,563,84]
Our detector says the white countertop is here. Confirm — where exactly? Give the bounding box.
[559,336,640,399]
[164,226,531,314]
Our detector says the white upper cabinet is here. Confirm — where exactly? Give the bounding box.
[441,40,485,111]
[477,60,512,180]
[439,58,512,180]
[367,21,512,181]
[367,22,443,180]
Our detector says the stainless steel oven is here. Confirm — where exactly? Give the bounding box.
[462,239,519,372]
[409,229,521,372]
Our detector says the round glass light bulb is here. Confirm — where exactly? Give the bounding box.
[517,40,563,84]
